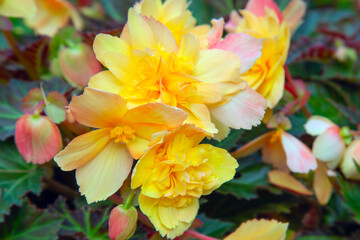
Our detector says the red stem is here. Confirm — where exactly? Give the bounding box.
[284,65,298,98]
[182,229,220,240]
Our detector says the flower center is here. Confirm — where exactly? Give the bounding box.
[110,126,136,143]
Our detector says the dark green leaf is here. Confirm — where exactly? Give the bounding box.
[196,214,234,238]
[0,141,44,220]
[337,175,360,222]
[0,199,62,240]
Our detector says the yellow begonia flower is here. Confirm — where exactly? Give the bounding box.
[225,0,306,108]
[90,9,267,138]
[24,0,83,37]
[0,0,36,18]
[131,124,238,239]
[224,219,289,240]
[54,87,187,203]
[133,0,210,48]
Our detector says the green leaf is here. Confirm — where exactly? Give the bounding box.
[337,175,360,222]
[0,141,44,220]
[0,199,62,240]
[0,80,37,140]
[196,214,234,238]
[217,156,271,200]
[49,198,110,240]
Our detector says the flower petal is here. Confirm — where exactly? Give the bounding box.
[123,102,187,132]
[312,126,345,166]
[268,170,313,195]
[69,87,127,129]
[54,129,110,171]
[224,218,288,240]
[340,139,360,180]
[93,33,132,66]
[283,0,306,31]
[262,133,289,172]
[246,0,283,21]
[88,70,123,94]
[314,161,332,205]
[127,136,150,160]
[210,84,267,129]
[76,142,133,203]
[211,33,262,74]
[304,115,336,136]
[207,18,224,48]
[127,8,156,49]
[281,131,317,173]
[232,131,274,159]
[0,0,36,18]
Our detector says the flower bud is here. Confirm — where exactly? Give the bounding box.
[109,205,138,240]
[15,114,62,164]
[59,43,101,88]
[340,139,360,180]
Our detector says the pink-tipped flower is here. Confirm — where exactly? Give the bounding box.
[304,116,346,169]
[59,43,102,88]
[15,114,62,164]
[109,205,138,240]
[340,139,360,180]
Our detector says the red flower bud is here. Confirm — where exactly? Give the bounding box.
[109,205,138,240]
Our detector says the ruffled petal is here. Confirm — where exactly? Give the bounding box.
[88,70,123,94]
[246,0,283,21]
[207,18,224,48]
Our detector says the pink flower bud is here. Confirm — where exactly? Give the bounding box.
[59,43,101,88]
[15,114,62,164]
[109,205,138,240]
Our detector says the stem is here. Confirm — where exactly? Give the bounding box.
[183,229,220,240]
[284,65,298,98]
[2,30,38,80]
[124,190,136,209]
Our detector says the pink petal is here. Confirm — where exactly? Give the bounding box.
[312,126,345,167]
[207,18,224,48]
[211,33,262,74]
[224,10,241,33]
[281,131,317,173]
[245,0,283,21]
[304,115,335,136]
[210,84,267,129]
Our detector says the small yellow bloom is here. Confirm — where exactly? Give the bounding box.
[24,0,83,37]
[0,0,36,18]
[224,218,289,240]
[225,0,306,108]
[133,0,210,48]
[131,124,238,238]
[54,87,187,203]
[90,9,267,138]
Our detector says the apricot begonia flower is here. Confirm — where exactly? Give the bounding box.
[233,129,317,173]
[304,116,345,169]
[0,0,36,18]
[225,0,306,108]
[24,0,83,37]
[133,0,210,48]
[90,9,267,138]
[224,218,289,240]
[131,124,238,239]
[340,139,360,180]
[54,87,187,203]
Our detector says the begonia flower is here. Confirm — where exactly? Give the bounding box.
[340,139,360,180]
[0,0,36,18]
[24,0,83,37]
[131,124,238,238]
[89,9,267,139]
[225,0,306,108]
[54,87,187,203]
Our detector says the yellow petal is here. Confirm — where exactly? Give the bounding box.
[127,8,156,49]
[131,147,158,189]
[181,103,217,135]
[177,33,200,63]
[54,129,110,171]
[122,102,187,135]
[340,139,360,180]
[0,0,36,18]
[224,218,288,240]
[146,17,178,53]
[76,142,133,203]
[268,170,313,195]
[69,87,127,129]
[127,136,150,160]
[314,161,332,205]
[88,70,123,94]
[93,34,131,66]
